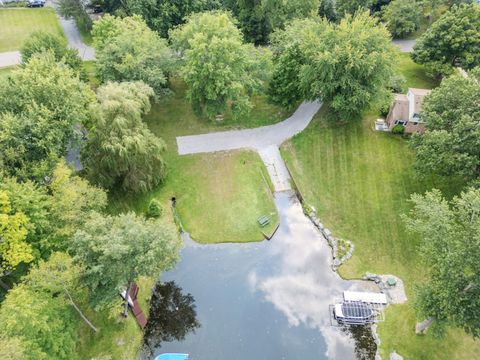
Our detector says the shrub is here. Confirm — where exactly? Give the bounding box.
[147,199,163,219]
[391,124,405,134]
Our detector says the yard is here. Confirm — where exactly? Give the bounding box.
[0,8,63,52]
[281,55,479,358]
[108,79,284,243]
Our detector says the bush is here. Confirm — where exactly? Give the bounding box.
[391,124,405,134]
[387,74,407,93]
[147,199,163,218]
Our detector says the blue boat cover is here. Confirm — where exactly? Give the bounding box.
[155,354,189,360]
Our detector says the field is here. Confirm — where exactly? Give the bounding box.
[0,8,63,52]
[281,55,479,358]
[108,79,285,243]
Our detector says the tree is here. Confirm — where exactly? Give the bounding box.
[82,81,167,193]
[382,0,421,38]
[302,12,395,120]
[0,191,33,274]
[92,15,174,96]
[20,31,83,75]
[268,18,327,108]
[45,162,107,252]
[0,162,106,258]
[336,0,374,15]
[170,11,271,119]
[318,0,338,21]
[124,0,221,38]
[404,188,480,337]
[410,71,480,182]
[223,0,320,44]
[70,212,181,313]
[0,336,27,360]
[0,52,95,181]
[0,284,77,360]
[412,4,480,76]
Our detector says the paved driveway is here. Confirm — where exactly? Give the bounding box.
[0,51,21,68]
[392,39,416,52]
[177,101,322,155]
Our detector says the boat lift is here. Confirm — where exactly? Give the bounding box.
[329,291,386,326]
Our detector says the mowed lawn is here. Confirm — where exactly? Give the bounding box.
[108,79,282,243]
[0,8,63,52]
[281,57,479,358]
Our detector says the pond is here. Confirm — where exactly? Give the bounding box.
[143,191,377,360]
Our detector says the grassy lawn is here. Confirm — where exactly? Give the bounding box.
[0,8,63,52]
[75,276,154,359]
[108,78,282,243]
[394,52,439,89]
[280,61,478,357]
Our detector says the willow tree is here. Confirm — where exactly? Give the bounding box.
[82,81,167,193]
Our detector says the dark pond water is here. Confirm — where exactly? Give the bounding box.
[143,192,376,360]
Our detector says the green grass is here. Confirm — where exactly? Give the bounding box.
[0,66,15,79]
[108,79,281,243]
[394,52,439,89]
[281,107,477,359]
[75,276,154,360]
[0,8,63,52]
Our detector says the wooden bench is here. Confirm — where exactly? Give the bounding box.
[257,215,270,227]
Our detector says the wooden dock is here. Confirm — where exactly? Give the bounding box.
[122,283,147,329]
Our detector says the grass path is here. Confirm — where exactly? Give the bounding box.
[0,8,63,52]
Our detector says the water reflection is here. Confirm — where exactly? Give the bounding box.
[146,191,377,359]
[342,325,377,360]
[143,282,200,357]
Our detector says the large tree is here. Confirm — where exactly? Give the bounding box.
[70,212,181,314]
[82,81,167,193]
[124,0,221,38]
[412,3,480,76]
[404,188,480,337]
[382,0,421,38]
[171,11,271,119]
[20,31,83,75]
[0,255,80,360]
[336,0,374,15]
[224,0,319,44]
[92,15,174,96]
[0,162,106,259]
[268,18,327,108]
[410,71,480,183]
[0,52,95,181]
[270,12,395,120]
[0,191,33,274]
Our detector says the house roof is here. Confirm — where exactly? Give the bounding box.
[394,94,408,102]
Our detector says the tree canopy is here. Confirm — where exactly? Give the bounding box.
[20,31,83,75]
[70,212,181,310]
[404,188,480,337]
[125,0,221,38]
[412,3,480,76]
[92,15,174,96]
[0,52,95,181]
[82,81,167,193]
[0,253,80,359]
[336,0,374,15]
[382,0,421,38]
[410,70,480,183]
[171,11,271,119]
[269,12,395,120]
[0,191,33,274]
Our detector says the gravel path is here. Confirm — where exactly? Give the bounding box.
[177,100,321,155]
[177,100,322,192]
[0,51,21,68]
[392,39,416,53]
